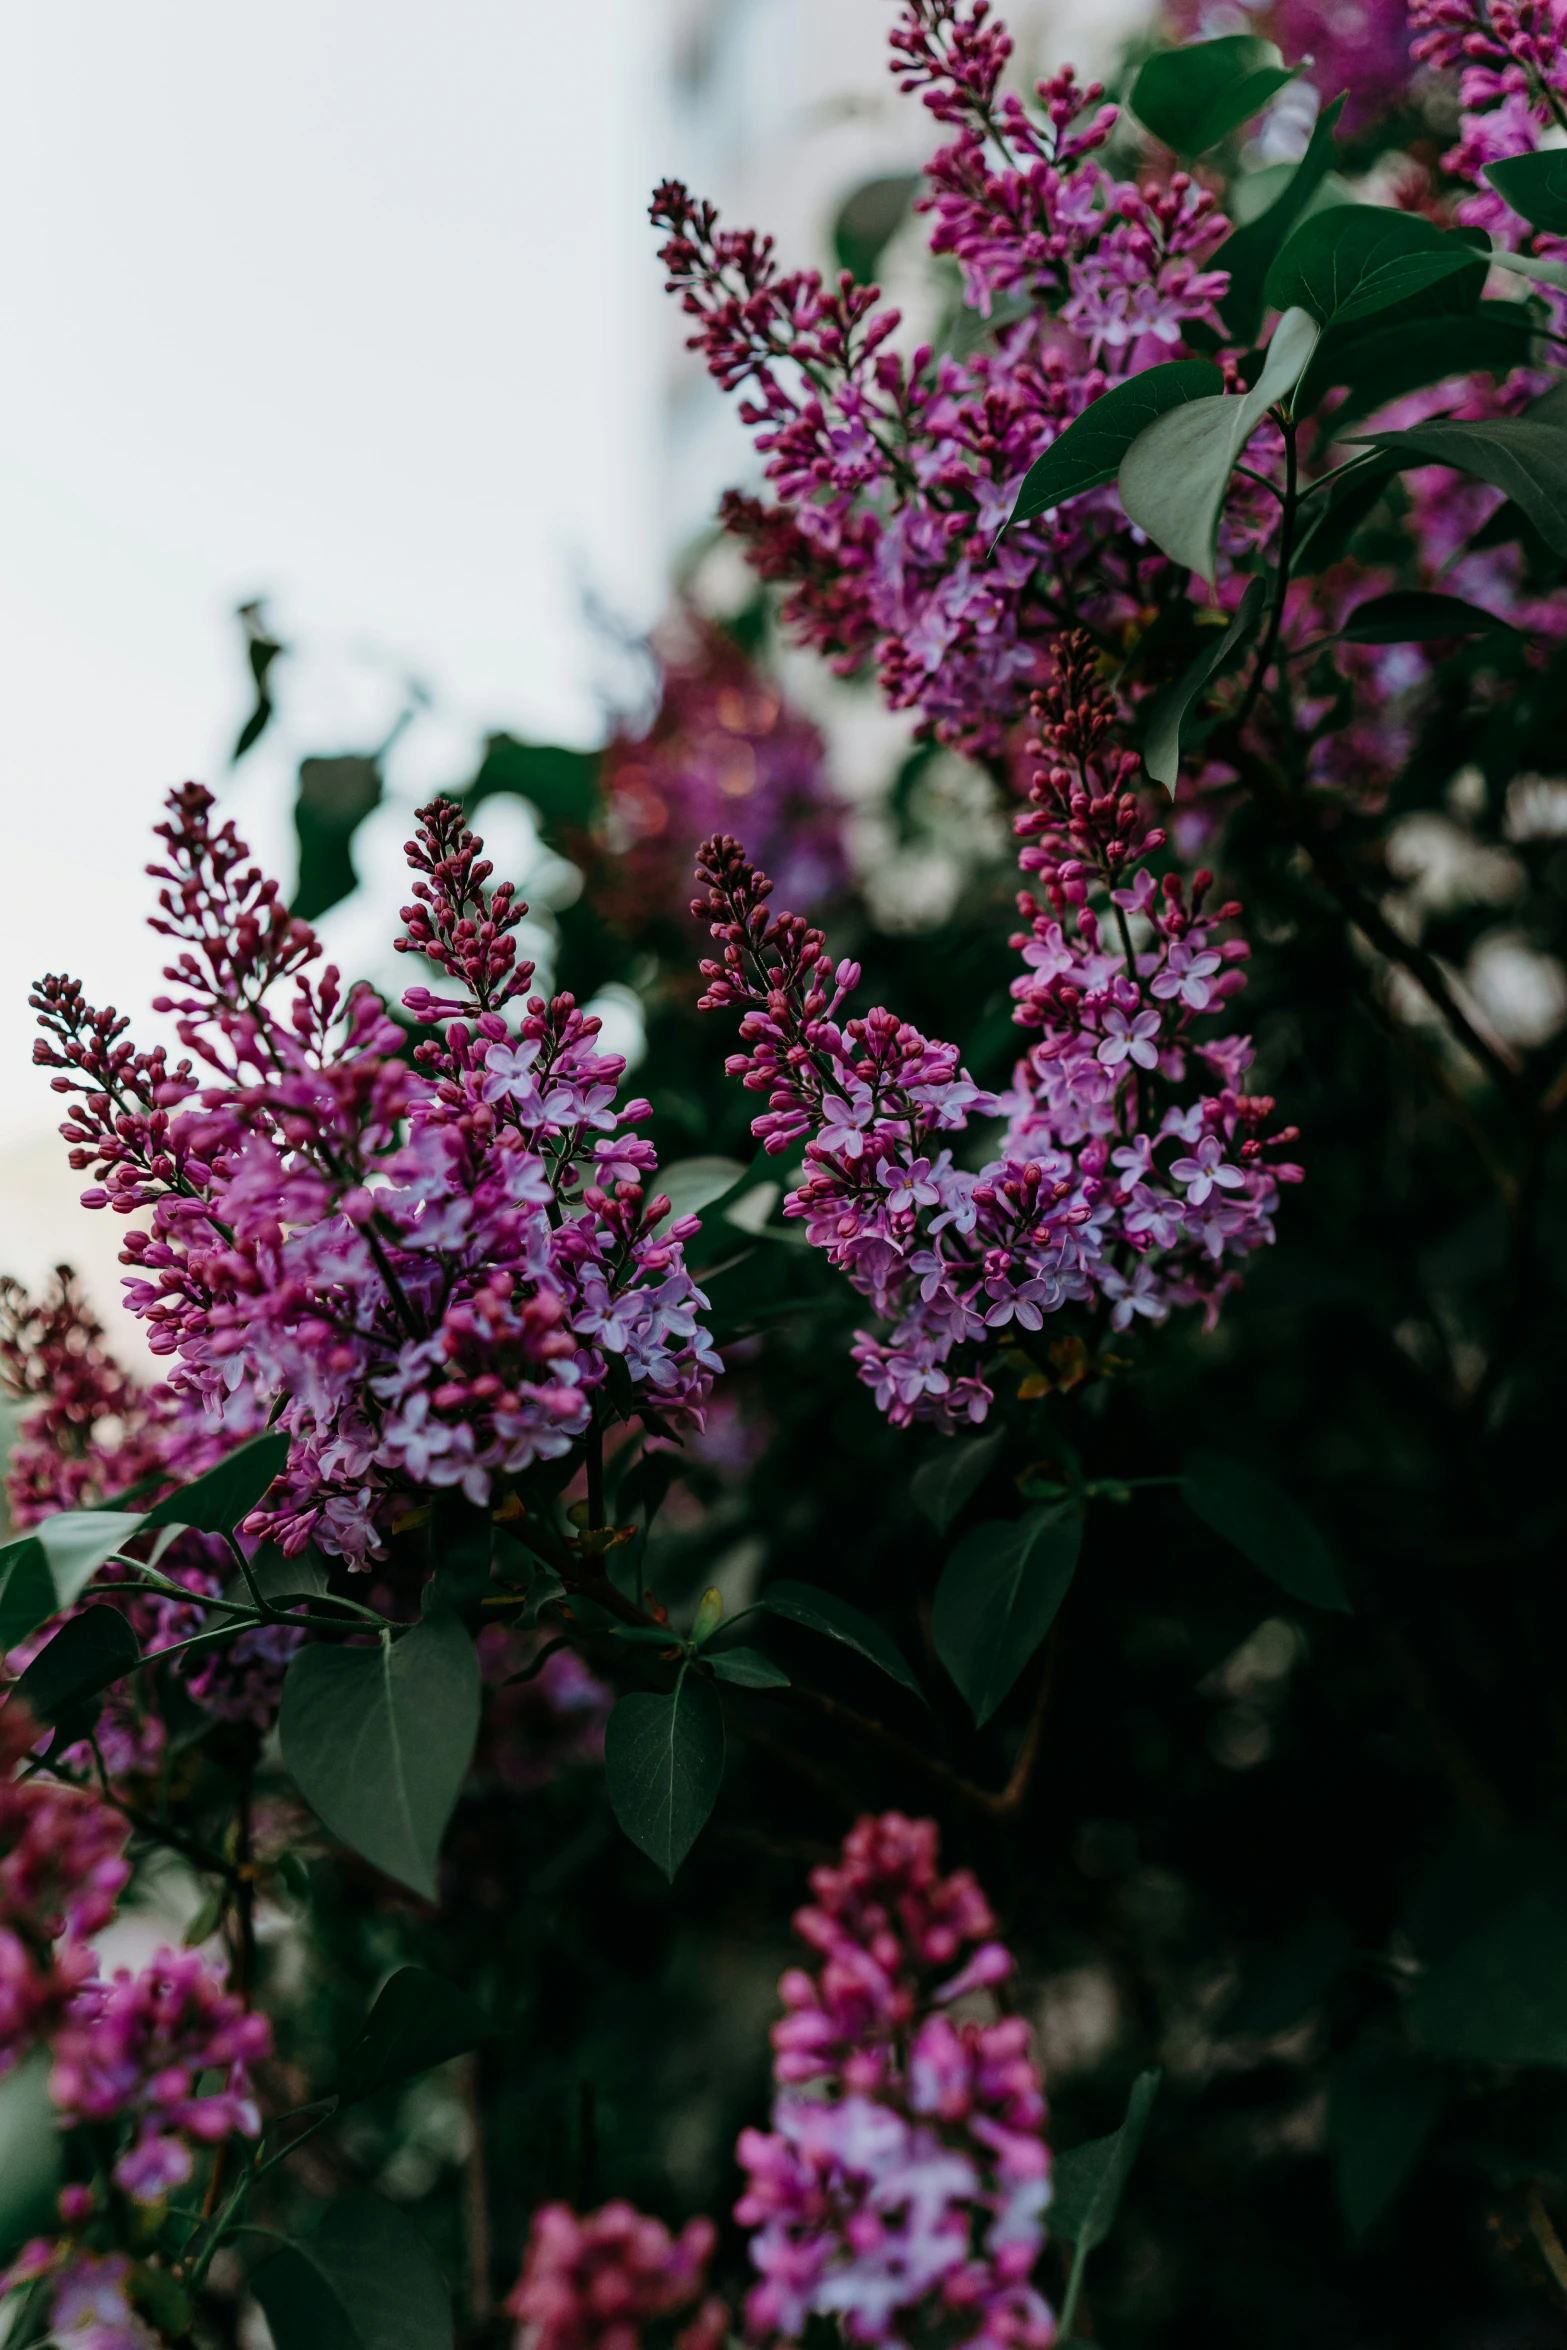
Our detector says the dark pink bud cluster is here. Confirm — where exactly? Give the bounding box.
[505,2202,729,2350]
[0,1702,131,2071]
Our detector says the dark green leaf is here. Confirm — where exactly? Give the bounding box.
[1329,2034,1445,2240]
[16,1605,138,1727]
[337,1967,489,2107]
[250,2194,453,2350]
[279,1615,480,1901]
[933,1507,1082,1726]
[232,600,286,764]
[293,755,383,924]
[1265,206,1482,330]
[1301,304,1532,430]
[0,1511,145,1650]
[1182,1450,1351,1610]
[762,1581,926,1702]
[1487,149,1567,233]
[0,2048,62,2256]
[1223,1917,1353,2035]
[1353,417,1567,558]
[241,1544,331,1609]
[1143,577,1265,791]
[1410,1890,1567,2065]
[1008,363,1223,525]
[604,1670,725,1879]
[1294,450,1405,573]
[143,1432,289,1535]
[470,734,599,848]
[1051,2069,1163,2248]
[1131,37,1296,158]
[707,1647,791,1689]
[834,173,920,283]
[1338,589,1513,643]
[1218,94,1347,345]
[911,1429,1005,1533]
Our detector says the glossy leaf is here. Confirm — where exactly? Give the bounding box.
[1143,577,1265,790]
[911,1429,1005,1534]
[1329,2035,1445,2240]
[1008,362,1222,526]
[1119,307,1318,582]
[1338,589,1513,643]
[1409,1889,1567,2065]
[762,1581,926,1702]
[279,1614,481,1901]
[604,1670,725,1879]
[1354,416,1567,557]
[0,1511,145,1650]
[1131,36,1296,158]
[1265,206,1482,329]
[250,2193,453,2350]
[16,1605,138,1727]
[142,1430,289,1535]
[1051,2070,1162,2249]
[1183,1450,1351,1610]
[1218,93,1347,345]
[706,1647,791,1690]
[1486,149,1567,232]
[933,1507,1083,1726]
[337,1967,489,2107]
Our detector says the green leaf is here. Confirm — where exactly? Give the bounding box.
[1300,305,1533,432]
[1131,36,1296,158]
[1008,363,1223,526]
[337,1967,489,2107]
[1486,149,1567,232]
[1217,94,1348,345]
[0,2048,62,2257]
[142,1431,289,1534]
[16,1605,138,1727]
[911,1429,1006,1534]
[470,734,600,848]
[1223,1917,1353,2036]
[604,1670,725,1879]
[1353,416,1567,558]
[1338,589,1514,643]
[1050,2070,1162,2249]
[293,754,384,925]
[1182,1454,1350,1611]
[834,173,921,283]
[1118,307,1319,583]
[279,1615,480,1901]
[1329,2034,1445,2240]
[1264,206,1482,330]
[933,1507,1083,1726]
[707,1646,791,1690]
[241,1544,331,1609]
[762,1581,926,1702]
[1293,450,1405,574]
[1182,1450,1350,1610]
[1486,243,1567,293]
[250,2194,453,2350]
[0,1511,145,1649]
[1143,577,1265,791]
[1409,1889,1567,2065]
[658,1155,751,1223]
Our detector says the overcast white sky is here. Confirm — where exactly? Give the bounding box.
[0,0,681,1329]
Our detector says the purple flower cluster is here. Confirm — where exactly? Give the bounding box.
[651,0,1228,757]
[0,1704,130,2071]
[1412,0,1567,254]
[505,2202,729,2350]
[694,635,1299,1430]
[735,1812,1053,2350]
[33,787,720,1564]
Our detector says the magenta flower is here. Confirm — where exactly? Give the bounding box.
[1097,1008,1161,1070]
[1170,1137,1247,1206]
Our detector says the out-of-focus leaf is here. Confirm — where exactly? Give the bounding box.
[1338,589,1515,643]
[707,1647,791,1690]
[834,173,920,283]
[279,1615,481,1901]
[1223,1917,1353,2035]
[337,1967,489,2107]
[232,599,286,763]
[1218,94,1347,344]
[250,2194,453,2350]
[1265,206,1483,329]
[933,1507,1082,1726]
[1182,1450,1351,1611]
[762,1582,926,1701]
[0,1511,145,1650]
[1353,417,1567,557]
[1486,149,1567,231]
[605,1671,725,1879]
[1008,363,1223,526]
[471,734,599,846]
[16,1605,138,1727]
[1143,578,1265,791]
[292,754,383,925]
[1410,1890,1567,2065]
[143,1431,289,1535]
[1051,2070,1162,2247]
[911,1429,1005,1533]
[1293,450,1404,573]
[1131,36,1296,157]
[0,2048,62,2256]
[1329,2034,1445,2240]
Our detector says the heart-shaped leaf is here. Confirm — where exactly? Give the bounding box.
[279,1614,480,1900]
[1132,36,1296,158]
[250,2193,453,2350]
[0,1512,145,1649]
[1337,589,1513,643]
[1217,95,1347,344]
[604,1670,725,1879]
[142,1431,289,1534]
[911,1429,1006,1534]
[1143,578,1265,791]
[1119,307,1319,582]
[1182,1451,1351,1611]
[762,1581,926,1701]
[337,1967,490,2107]
[1486,149,1567,233]
[16,1606,139,1727]
[1007,362,1223,527]
[1265,206,1483,330]
[1352,416,1567,557]
[933,1507,1083,1725]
